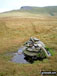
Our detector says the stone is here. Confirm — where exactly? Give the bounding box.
[23,37,51,58]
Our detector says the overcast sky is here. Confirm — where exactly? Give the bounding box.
[0,0,57,12]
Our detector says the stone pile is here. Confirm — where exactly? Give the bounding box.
[23,37,51,59]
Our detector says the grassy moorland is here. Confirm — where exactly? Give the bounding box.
[0,11,57,76]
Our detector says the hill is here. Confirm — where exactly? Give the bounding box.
[0,6,57,17]
[0,6,57,18]
[20,6,57,16]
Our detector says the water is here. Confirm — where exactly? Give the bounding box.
[11,47,51,63]
[11,47,28,63]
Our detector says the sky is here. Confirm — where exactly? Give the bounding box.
[0,0,57,13]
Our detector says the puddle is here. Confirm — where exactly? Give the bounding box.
[11,47,29,63]
[10,47,50,64]
[11,53,28,63]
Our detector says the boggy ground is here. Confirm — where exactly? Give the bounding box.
[0,12,57,76]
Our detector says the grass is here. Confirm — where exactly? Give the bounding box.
[46,47,56,56]
[0,12,57,76]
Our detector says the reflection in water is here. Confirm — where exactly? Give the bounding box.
[12,53,28,63]
[11,47,29,63]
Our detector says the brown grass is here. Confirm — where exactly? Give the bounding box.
[0,13,57,76]
[0,17,57,53]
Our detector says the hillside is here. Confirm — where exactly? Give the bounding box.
[20,6,57,16]
[0,6,57,17]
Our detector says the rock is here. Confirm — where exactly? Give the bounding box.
[23,37,51,58]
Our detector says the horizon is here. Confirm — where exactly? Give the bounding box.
[0,5,57,13]
[0,0,57,13]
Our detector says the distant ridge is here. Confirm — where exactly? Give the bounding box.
[20,6,57,16]
[21,6,32,10]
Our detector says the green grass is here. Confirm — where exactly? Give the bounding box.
[46,47,55,56]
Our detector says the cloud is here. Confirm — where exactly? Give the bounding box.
[21,0,57,6]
